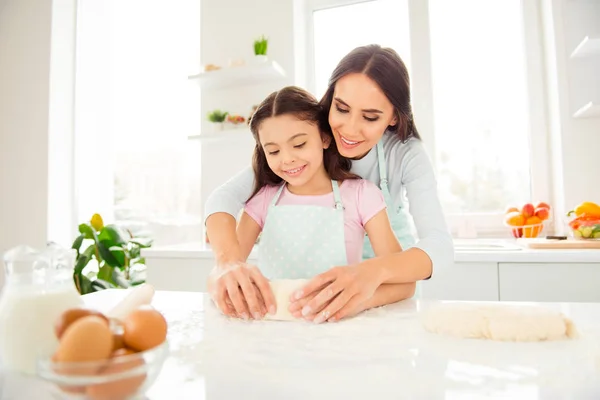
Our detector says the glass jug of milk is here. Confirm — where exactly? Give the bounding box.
[0,244,83,375]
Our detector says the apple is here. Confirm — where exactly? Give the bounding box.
[511,228,523,238]
[535,201,551,211]
[534,207,550,221]
[521,203,535,219]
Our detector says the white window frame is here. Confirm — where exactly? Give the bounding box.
[301,0,552,237]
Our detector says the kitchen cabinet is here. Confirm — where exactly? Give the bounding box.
[143,244,600,303]
[498,262,600,303]
[420,262,499,301]
[145,252,258,293]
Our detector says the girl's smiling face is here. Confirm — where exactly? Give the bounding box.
[328,73,398,158]
[259,114,331,193]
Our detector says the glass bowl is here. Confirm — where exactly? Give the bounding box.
[566,215,600,240]
[36,341,169,400]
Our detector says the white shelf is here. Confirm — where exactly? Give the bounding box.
[573,102,600,118]
[188,127,253,142]
[570,36,600,58]
[188,60,286,90]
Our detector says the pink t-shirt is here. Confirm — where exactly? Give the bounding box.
[244,179,387,265]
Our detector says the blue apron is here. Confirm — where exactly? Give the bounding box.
[362,141,419,297]
[257,180,348,280]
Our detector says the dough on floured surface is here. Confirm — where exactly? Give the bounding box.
[263,279,308,321]
[421,303,578,342]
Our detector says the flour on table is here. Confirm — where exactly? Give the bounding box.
[263,279,308,321]
[421,303,578,342]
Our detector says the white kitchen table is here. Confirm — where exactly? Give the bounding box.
[2,290,600,399]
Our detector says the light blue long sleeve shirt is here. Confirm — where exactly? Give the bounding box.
[204,132,454,275]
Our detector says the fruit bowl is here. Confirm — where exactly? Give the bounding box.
[504,221,544,238]
[36,341,169,400]
[504,202,551,239]
[566,215,600,240]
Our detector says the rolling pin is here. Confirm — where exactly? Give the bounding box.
[107,283,156,321]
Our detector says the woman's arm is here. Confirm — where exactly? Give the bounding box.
[205,167,255,266]
[236,211,262,261]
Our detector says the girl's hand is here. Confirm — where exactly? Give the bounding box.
[207,262,276,320]
[288,264,383,323]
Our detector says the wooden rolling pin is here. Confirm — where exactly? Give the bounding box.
[106,283,156,321]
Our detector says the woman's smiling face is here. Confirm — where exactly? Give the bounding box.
[328,73,398,158]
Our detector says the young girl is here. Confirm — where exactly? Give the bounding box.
[225,86,415,321]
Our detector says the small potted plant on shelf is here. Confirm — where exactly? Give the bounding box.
[253,35,268,62]
[207,109,228,131]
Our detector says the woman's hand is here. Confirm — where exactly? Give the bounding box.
[288,264,383,323]
[207,262,276,320]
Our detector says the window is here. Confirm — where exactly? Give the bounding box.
[305,0,549,235]
[311,0,410,98]
[429,0,532,215]
[74,0,202,244]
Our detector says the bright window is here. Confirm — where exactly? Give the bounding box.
[74,0,202,244]
[428,0,532,214]
[312,0,410,99]
[307,0,549,235]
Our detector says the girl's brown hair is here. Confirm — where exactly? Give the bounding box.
[320,44,421,143]
[248,86,358,201]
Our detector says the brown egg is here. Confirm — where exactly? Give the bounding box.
[54,308,109,339]
[86,348,147,400]
[123,306,168,352]
[112,332,125,352]
[54,316,113,365]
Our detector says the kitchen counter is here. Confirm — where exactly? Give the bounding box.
[2,290,600,399]
[141,239,600,263]
[140,239,600,302]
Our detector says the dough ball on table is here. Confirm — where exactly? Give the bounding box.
[264,279,308,322]
[421,303,578,342]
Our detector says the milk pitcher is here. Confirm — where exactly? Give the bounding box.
[0,244,83,375]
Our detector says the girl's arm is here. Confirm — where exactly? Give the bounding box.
[205,167,256,266]
[206,181,277,320]
[236,211,262,261]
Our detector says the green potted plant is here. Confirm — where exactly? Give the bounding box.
[71,213,152,295]
[207,109,228,131]
[253,35,268,62]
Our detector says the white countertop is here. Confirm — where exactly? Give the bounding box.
[141,239,600,263]
[3,290,600,399]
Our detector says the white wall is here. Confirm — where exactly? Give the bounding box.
[198,0,297,224]
[0,0,76,291]
[0,0,53,289]
[541,0,600,233]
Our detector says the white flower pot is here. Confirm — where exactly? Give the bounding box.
[253,54,268,63]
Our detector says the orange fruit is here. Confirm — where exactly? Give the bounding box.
[504,211,525,227]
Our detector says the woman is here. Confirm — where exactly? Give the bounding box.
[205,44,454,323]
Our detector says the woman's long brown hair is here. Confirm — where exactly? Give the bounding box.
[248,86,358,201]
[320,44,421,143]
